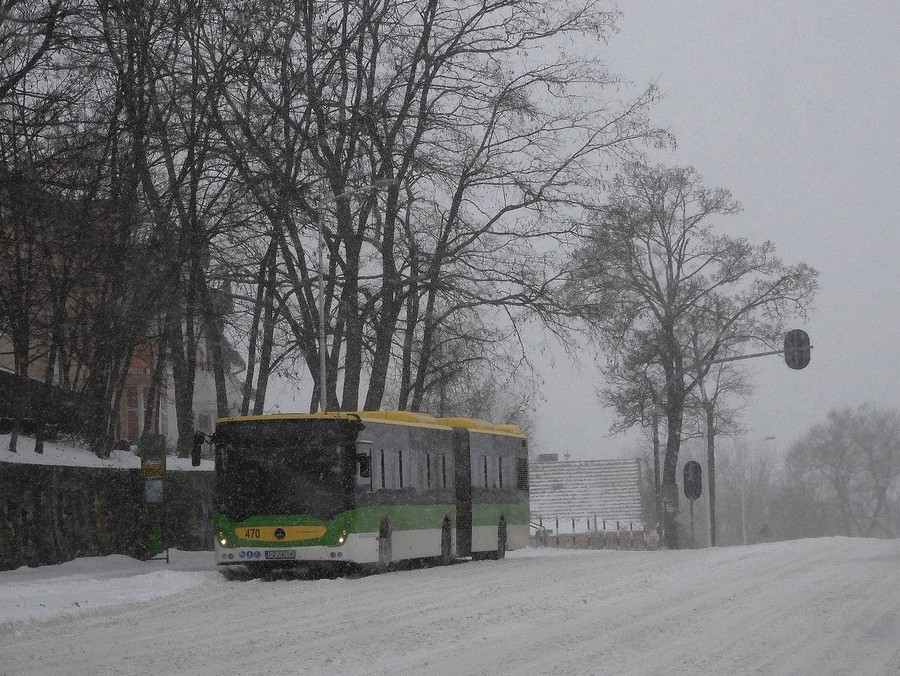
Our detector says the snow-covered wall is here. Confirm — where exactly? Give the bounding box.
[1,463,214,570]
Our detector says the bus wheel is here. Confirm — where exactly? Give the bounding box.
[440,516,453,565]
[377,517,392,571]
[497,516,508,560]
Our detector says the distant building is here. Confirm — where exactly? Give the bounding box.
[529,457,648,530]
[0,173,245,451]
[118,338,245,447]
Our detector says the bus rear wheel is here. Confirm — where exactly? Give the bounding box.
[496,516,508,560]
[440,516,453,565]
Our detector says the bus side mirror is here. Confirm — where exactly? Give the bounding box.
[356,452,373,492]
[357,452,371,480]
[192,431,205,467]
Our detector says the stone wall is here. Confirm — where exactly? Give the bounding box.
[0,462,214,571]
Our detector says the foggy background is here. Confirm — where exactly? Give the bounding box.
[530,0,900,460]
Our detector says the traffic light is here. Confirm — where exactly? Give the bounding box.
[683,461,702,501]
[784,329,811,370]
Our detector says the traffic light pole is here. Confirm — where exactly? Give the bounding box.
[655,333,812,548]
[698,347,789,367]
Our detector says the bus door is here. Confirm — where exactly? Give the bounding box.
[452,427,472,557]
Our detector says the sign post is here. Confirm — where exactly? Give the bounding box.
[140,432,169,562]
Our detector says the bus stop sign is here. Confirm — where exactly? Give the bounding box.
[139,433,168,561]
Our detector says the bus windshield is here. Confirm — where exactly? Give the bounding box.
[214,419,357,522]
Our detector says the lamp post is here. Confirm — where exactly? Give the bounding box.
[740,435,776,545]
[740,463,746,546]
[317,178,398,412]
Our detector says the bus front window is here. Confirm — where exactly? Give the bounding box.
[215,420,355,521]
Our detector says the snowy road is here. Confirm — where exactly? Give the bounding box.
[2,538,899,675]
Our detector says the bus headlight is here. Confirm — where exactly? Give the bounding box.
[218,531,228,547]
[338,529,348,545]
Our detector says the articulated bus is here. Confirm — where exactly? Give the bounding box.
[212,411,529,575]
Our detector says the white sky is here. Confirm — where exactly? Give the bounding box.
[530,1,900,460]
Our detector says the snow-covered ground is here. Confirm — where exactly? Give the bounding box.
[1,538,898,675]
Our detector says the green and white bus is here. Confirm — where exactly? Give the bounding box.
[213,410,529,575]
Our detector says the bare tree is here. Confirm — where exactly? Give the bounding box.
[569,162,818,547]
[785,405,900,538]
[0,1,69,101]
[96,0,242,455]
[201,0,665,416]
[0,1,75,452]
[0,175,50,452]
[713,438,776,546]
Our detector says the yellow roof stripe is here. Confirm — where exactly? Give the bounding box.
[216,410,452,431]
[437,417,525,438]
[216,410,525,437]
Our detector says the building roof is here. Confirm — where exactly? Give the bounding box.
[529,458,646,525]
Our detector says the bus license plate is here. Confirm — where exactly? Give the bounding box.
[265,550,296,560]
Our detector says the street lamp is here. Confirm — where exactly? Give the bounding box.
[740,456,747,546]
[740,435,776,545]
[317,178,398,412]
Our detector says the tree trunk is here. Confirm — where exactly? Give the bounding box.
[252,260,278,416]
[8,326,31,454]
[651,397,662,528]
[34,338,59,455]
[339,251,363,411]
[704,400,717,547]
[397,288,419,411]
[662,359,685,549]
[240,257,269,416]
[410,283,440,412]
[363,297,403,411]
[169,313,196,458]
[109,351,133,447]
[202,282,229,418]
[144,325,168,435]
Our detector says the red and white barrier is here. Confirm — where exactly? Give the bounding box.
[532,516,662,550]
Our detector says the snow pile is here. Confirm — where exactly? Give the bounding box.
[0,433,213,471]
[0,552,213,628]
